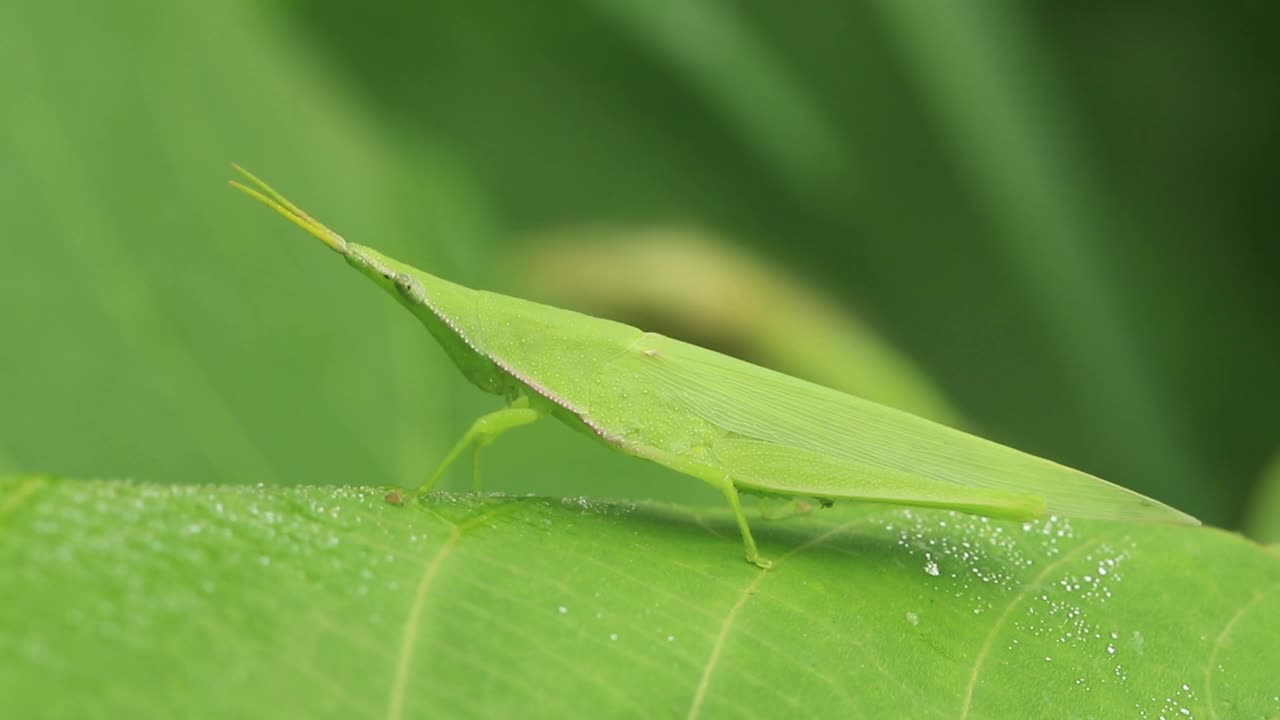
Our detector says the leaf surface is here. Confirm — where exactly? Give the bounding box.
[3,476,1276,719]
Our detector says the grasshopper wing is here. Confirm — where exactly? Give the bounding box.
[601,334,1198,525]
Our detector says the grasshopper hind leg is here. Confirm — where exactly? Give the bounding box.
[631,447,773,569]
[716,481,773,569]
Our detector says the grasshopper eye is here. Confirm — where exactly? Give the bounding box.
[394,273,423,299]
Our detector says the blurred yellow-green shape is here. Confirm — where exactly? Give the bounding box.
[514,227,964,427]
[1245,451,1280,545]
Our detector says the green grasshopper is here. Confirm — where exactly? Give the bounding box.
[230,166,1198,568]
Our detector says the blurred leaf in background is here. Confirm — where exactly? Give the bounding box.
[0,2,464,492]
[2,0,1278,524]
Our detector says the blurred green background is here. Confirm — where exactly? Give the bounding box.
[1,1,1276,530]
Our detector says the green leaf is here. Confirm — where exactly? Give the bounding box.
[4,475,1276,719]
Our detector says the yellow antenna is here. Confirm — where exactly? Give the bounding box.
[229,164,349,254]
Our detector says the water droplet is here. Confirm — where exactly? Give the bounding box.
[558,606,568,615]
[905,612,919,626]
[609,633,618,641]
[923,560,940,577]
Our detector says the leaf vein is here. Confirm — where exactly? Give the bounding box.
[0,476,47,526]
[386,525,463,720]
[686,520,864,720]
[959,537,1102,719]
[383,503,517,720]
[1205,581,1277,720]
